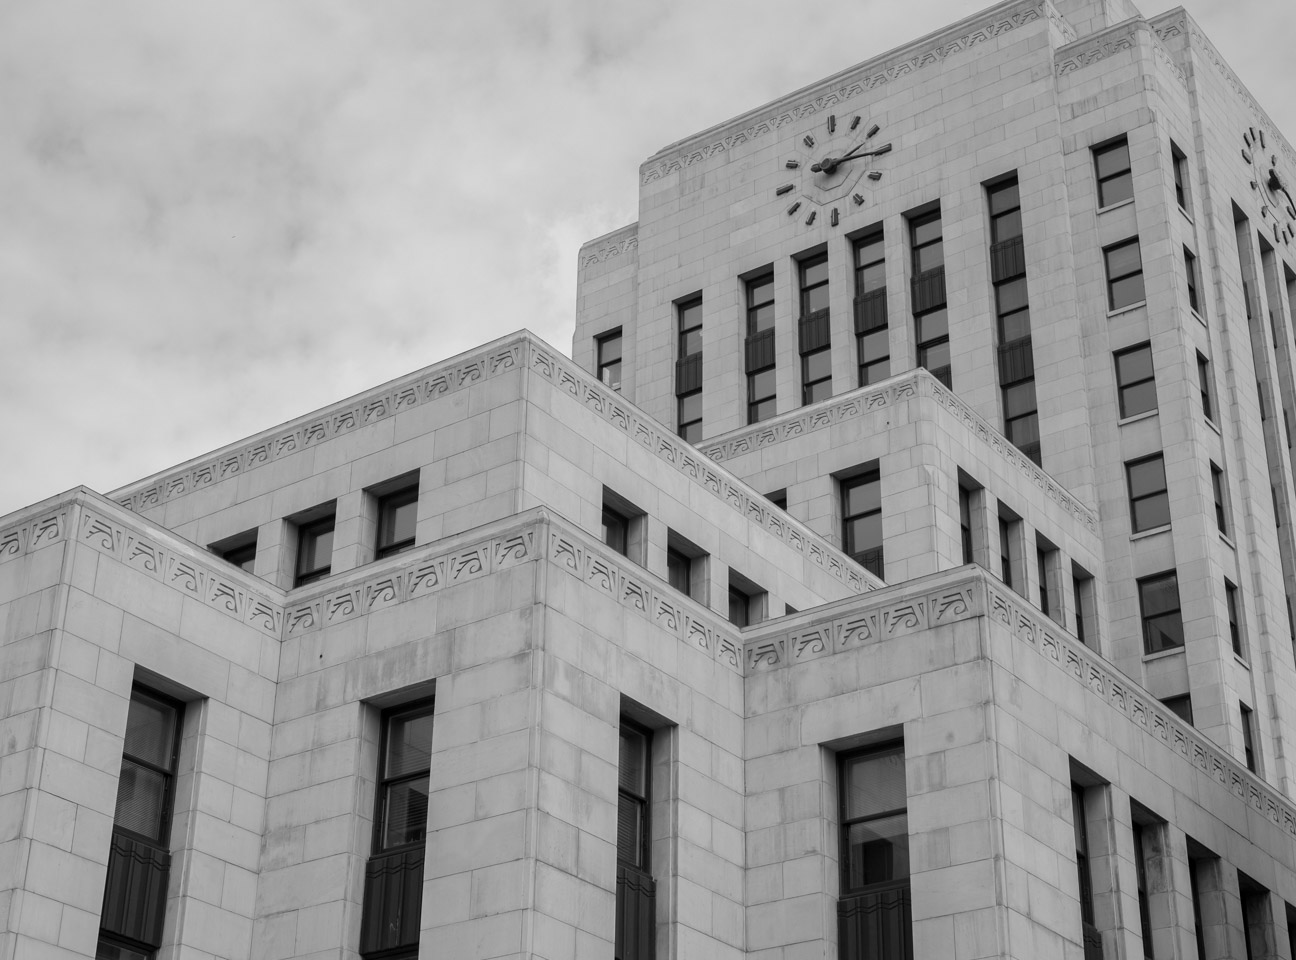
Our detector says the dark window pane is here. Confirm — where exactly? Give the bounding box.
[1146,613,1184,651]
[382,775,430,848]
[855,236,884,268]
[803,350,832,382]
[917,309,948,343]
[1133,496,1171,531]
[680,421,703,444]
[860,329,889,361]
[681,328,703,357]
[1003,381,1037,419]
[845,514,883,556]
[603,509,628,554]
[1128,458,1166,498]
[861,357,891,386]
[598,335,622,364]
[113,759,168,842]
[803,284,829,315]
[804,380,832,404]
[97,941,152,960]
[1100,172,1134,207]
[1121,382,1157,418]
[843,747,906,816]
[619,727,648,795]
[996,278,1029,315]
[748,277,774,307]
[124,695,177,769]
[749,303,775,333]
[1111,274,1147,310]
[1095,142,1131,180]
[750,397,777,422]
[678,301,702,331]
[1106,241,1142,278]
[1007,412,1040,446]
[915,242,944,274]
[750,368,777,398]
[846,813,911,888]
[992,208,1023,243]
[1116,345,1153,383]
[617,793,645,867]
[919,341,951,370]
[998,308,1032,344]
[379,491,418,554]
[801,258,829,288]
[845,478,881,516]
[988,181,1020,216]
[678,392,702,424]
[911,217,942,247]
[667,549,690,593]
[386,712,434,779]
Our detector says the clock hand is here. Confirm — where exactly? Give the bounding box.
[1269,169,1296,213]
[811,142,892,174]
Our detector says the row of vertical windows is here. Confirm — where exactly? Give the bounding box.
[841,466,883,579]
[989,178,1040,464]
[676,298,703,443]
[211,476,419,587]
[1095,135,1193,215]
[1113,342,1217,426]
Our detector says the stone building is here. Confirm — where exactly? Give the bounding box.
[5,0,1296,958]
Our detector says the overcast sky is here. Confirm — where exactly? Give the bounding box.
[2,0,1292,517]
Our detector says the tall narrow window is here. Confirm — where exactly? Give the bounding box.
[295,507,336,587]
[746,273,777,423]
[842,467,883,578]
[676,298,703,442]
[1188,844,1212,960]
[1162,695,1193,725]
[602,489,645,564]
[1131,806,1165,960]
[667,548,691,595]
[989,177,1038,462]
[1037,539,1058,622]
[960,485,974,565]
[728,570,766,627]
[360,700,434,958]
[999,515,1016,592]
[376,482,419,559]
[1073,572,1090,648]
[1071,784,1102,958]
[597,329,623,392]
[1197,352,1215,422]
[1140,571,1184,654]
[798,253,832,404]
[1171,140,1190,212]
[666,531,706,603]
[603,507,629,555]
[839,744,911,960]
[1094,137,1134,207]
[1126,454,1170,532]
[97,687,184,960]
[854,231,890,386]
[1184,247,1201,314]
[616,719,655,960]
[1133,818,1153,960]
[1114,343,1157,418]
[1241,703,1257,773]
[1226,581,1244,658]
[1105,238,1146,310]
[910,211,950,388]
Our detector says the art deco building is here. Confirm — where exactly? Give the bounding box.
[5,0,1296,958]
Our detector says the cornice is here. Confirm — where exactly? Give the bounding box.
[640,0,1051,185]
[1151,10,1296,172]
[702,370,1098,536]
[1053,17,1186,89]
[580,224,639,269]
[744,563,1296,842]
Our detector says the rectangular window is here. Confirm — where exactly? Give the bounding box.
[211,529,257,574]
[747,274,777,423]
[1227,580,1243,658]
[1105,238,1146,310]
[597,329,623,392]
[1171,140,1190,212]
[727,570,766,627]
[295,507,336,587]
[1239,872,1268,960]
[1072,566,1094,648]
[999,515,1016,592]
[677,298,703,442]
[667,548,690,594]
[1037,540,1058,622]
[799,253,832,405]
[838,743,911,959]
[799,251,830,316]
[1184,247,1201,314]
[1038,547,1051,619]
[1197,352,1215,421]
[97,687,183,959]
[1127,454,1170,532]
[1241,702,1258,772]
[960,485,974,565]
[1188,843,1213,960]
[616,719,656,960]
[376,482,419,559]
[1162,695,1193,725]
[910,211,950,389]
[360,700,434,958]
[601,489,645,564]
[766,489,788,511]
[1115,343,1157,418]
[1072,784,1101,956]
[1140,571,1185,654]
[989,178,1024,244]
[666,531,706,603]
[991,179,1036,467]
[1132,816,1154,960]
[842,466,883,578]
[1095,138,1134,207]
[854,231,890,387]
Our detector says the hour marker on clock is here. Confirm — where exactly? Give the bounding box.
[805,211,817,226]
[853,193,865,206]
[868,171,883,181]
[830,208,839,226]
[786,160,800,169]
[776,184,795,196]
[787,202,801,216]
[827,115,836,134]
[866,123,880,139]
[803,135,815,148]
[850,116,861,130]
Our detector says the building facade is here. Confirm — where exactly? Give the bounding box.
[6,0,1296,958]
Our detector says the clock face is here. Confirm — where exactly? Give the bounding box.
[774,113,889,228]
[1242,126,1296,245]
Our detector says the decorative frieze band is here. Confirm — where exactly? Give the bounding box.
[702,370,1098,536]
[985,583,1296,841]
[0,508,68,564]
[640,0,1050,184]
[111,340,527,513]
[79,506,283,638]
[581,231,639,269]
[527,343,873,593]
[1054,20,1139,78]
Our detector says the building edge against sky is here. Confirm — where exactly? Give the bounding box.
[7,1,1296,959]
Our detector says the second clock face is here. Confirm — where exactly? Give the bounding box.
[1243,126,1296,246]
[775,113,889,228]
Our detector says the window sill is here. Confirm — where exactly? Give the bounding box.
[1118,410,1159,427]
[1219,532,1235,550]
[1130,524,1172,541]
[1107,301,1148,319]
[1192,309,1207,327]
[1143,646,1184,663]
[1234,653,1251,670]
[1099,197,1136,214]
[1179,205,1193,224]
[1205,417,1221,436]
